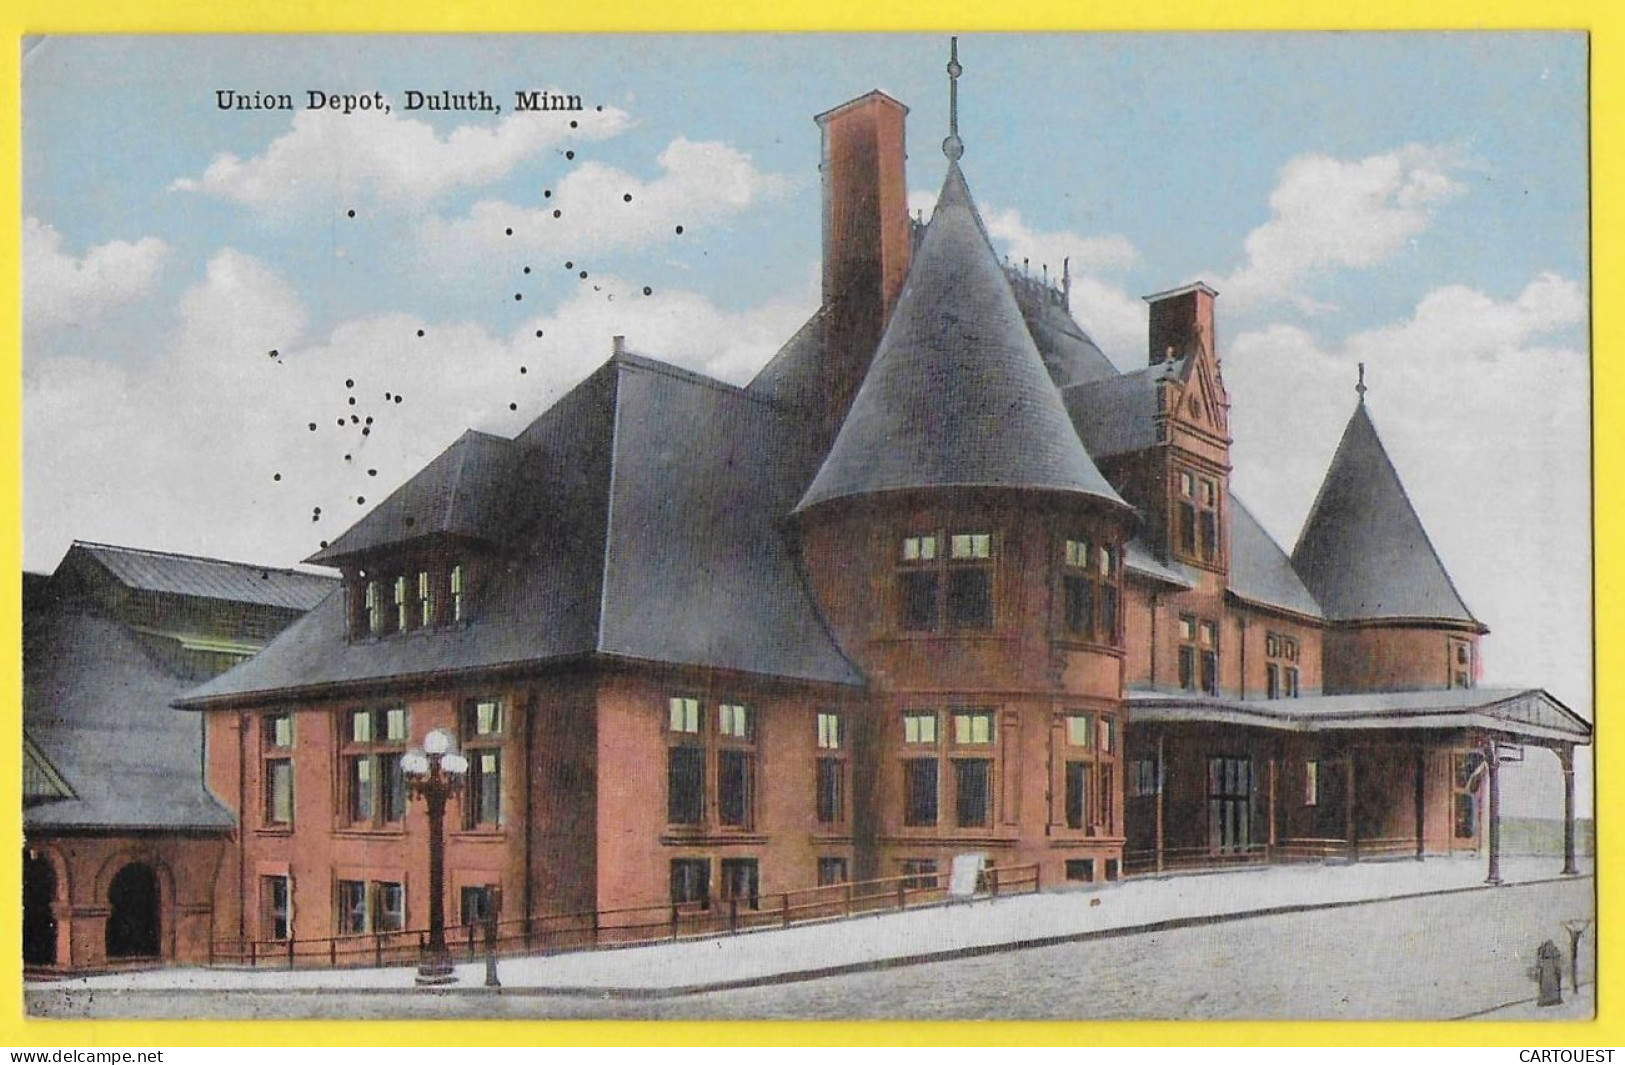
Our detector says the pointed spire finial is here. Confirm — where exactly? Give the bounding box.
[1356,362,1367,403]
[943,36,965,162]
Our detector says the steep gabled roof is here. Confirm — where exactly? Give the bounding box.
[797,164,1127,514]
[24,599,234,830]
[308,429,519,564]
[1228,495,1323,619]
[1292,402,1480,627]
[1061,363,1167,459]
[67,541,335,611]
[179,353,862,707]
[746,308,827,410]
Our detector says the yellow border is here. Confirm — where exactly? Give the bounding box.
[4,0,1617,1048]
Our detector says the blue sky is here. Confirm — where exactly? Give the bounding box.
[22,34,1591,811]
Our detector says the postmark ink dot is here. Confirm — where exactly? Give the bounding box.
[357,496,366,505]
[346,378,355,388]
[385,392,392,401]
[520,366,527,374]
[344,454,352,462]
[535,330,543,338]
[570,120,578,129]
[623,193,633,203]
[565,261,573,269]
[347,209,356,218]
[515,293,523,301]
[565,150,575,160]
[643,286,653,296]
[351,415,359,424]
[338,418,347,427]
[320,541,329,549]
[596,104,603,111]
[394,396,402,404]
[505,227,513,236]
[553,209,562,219]
[510,403,518,411]
[416,329,425,337]
[579,271,588,279]
[268,349,278,358]
[308,422,317,431]
[363,427,371,436]
[523,266,531,275]
[365,416,374,424]
[273,473,282,481]
[368,469,377,477]
[544,190,552,198]
[675,225,684,235]
[348,397,357,406]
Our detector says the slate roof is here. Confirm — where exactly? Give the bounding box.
[746,309,827,410]
[1007,270,1120,388]
[1292,402,1480,627]
[1061,364,1166,459]
[1126,687,1590,744]
[798,164,1127,515]
[1227,496,1323,618]
[179,354,862,707]
[24,596,235,830]
[70,541,335,612]
[308,429,519,563]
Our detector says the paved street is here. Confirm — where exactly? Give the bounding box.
[29,866,1593,1022]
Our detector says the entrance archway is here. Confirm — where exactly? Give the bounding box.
[23,851,58,966]
[105,863,161,959]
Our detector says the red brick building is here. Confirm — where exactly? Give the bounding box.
[177,60,1590,955]
[23,543,335,972]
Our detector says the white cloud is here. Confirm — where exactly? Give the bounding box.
[24,249,815,573]
[1213,144,1468,311]
[1225,273,1590,750]
[171,102,630,211]
[421,137,792,263]
[23,217,170,331]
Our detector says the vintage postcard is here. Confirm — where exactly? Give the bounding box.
[18,32,1595,1026]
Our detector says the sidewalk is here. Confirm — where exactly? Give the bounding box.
[36,855,1589,998]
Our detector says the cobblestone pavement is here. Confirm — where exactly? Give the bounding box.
[29,875,1594,1022]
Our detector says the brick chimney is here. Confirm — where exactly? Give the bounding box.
[1145,281,1219,367]
[815,90,912,439]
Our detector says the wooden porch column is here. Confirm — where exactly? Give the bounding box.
[1558,744,1578,876]
[1484,739,1502,886]
[1155,730,1166,875]
[1413,745,1426,861]
[1344,752,1357,862]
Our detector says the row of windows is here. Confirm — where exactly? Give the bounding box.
[896,531,1125,642]
[1175,469,1222,565]
[669,856,978,909]
[1179,620,1308,700]
[350,563,466,640]
[259,700,506,833]
[258,875,502,941]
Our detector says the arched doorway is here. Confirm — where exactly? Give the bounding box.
[23,851,58,967]
[105,863,161,959]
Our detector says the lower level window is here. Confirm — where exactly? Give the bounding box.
[1065,859,1095,883]
[338,879,405,934]
[460,885,496,927]
[671,858,710,909]
[720,858,760,910]
[900,859,939,890]
[904,758,939,826]
[262,876,290,940]
[817,857,849,886]
[1065,761,1092,829]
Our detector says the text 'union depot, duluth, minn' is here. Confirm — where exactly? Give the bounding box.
[214,89,582,115]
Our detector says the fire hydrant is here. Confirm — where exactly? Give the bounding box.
[1536,940,1564,1006]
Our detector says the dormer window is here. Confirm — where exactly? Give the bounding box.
[348,559,472,640]
[1176,469,1221,564]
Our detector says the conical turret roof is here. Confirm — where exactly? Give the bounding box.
[1291,401,1480,626]
[797,164,1127,514]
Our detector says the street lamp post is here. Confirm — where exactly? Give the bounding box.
[403,728,468,987]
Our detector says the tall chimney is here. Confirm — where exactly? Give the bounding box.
[1145,281,1219,367]
[815,91,912,439]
